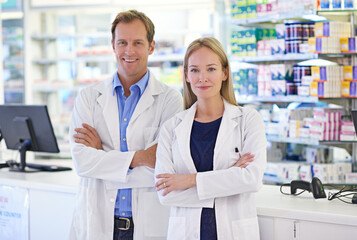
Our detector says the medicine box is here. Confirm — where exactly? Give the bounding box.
[311,66,320,81]
[340,37,349,52]
[344,0,354,8]
[236,6,247,19]
[320,0,331,9]
[332,0,343,9]
[275,24,285,39]
[310,81,318,96]
[246,43,257,56]
[343,66,357,80]
[341,80,357,97]
[237,0,248,6]
[308,37,316,52]
[348,37,357,52]
[315,23,323,37]
[246,5,257,18]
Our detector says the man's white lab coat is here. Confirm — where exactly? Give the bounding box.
[69,71,183,240]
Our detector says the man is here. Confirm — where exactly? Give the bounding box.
[69,10,183,240]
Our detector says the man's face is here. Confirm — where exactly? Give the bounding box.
[112,19,155,82]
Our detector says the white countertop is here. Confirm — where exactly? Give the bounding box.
[0,160,356,227]
[0,160,79,193]
[256,185,357,227]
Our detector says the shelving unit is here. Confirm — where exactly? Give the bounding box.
[231,53,318,62]
[1,2,24,104]
[267,134,357,146]
[231,8,316,25]
[229,0,357,184]
[236,95,319,103]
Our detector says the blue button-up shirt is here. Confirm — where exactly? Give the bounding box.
[113,70,149,218]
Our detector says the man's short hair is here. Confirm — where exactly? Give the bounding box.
[111,9,155,44]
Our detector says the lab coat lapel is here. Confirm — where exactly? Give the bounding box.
[97,79,120,149]
[130,73,161,124]
[213,100,242,168]
[174,103,197,173]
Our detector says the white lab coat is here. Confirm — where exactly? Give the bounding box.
[69,71,183,240]
[155,99,267,240]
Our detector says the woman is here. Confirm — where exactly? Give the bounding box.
[154,37,267,240]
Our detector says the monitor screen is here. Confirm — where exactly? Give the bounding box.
[0,105,70,172]
[0,105,59,153]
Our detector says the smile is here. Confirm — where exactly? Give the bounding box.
[197,86,211,90]
[122,58,137,63]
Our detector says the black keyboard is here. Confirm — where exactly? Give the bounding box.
[26,163,72,172]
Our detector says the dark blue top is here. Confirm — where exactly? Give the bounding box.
[190,117,222,240]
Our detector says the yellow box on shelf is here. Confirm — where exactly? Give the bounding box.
[340,37,349,52]
[311,66,320,81]
[308,37,316,52]
[343,65,357,81]
[341,80,357,97]
[310,81,318,96]
[315,22,324,37]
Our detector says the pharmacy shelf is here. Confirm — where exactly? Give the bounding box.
[32,53,185,64]
[267,135,320,145]
[318,52,357,57]
[321,140,357,144]
[231,53,318,63]
[266,135,357,145]
[236,96,357,104]
[230,52,357,63]
[317,9,357,14]
[231,8,315,25]
[33,55,114,64]
[32,32,110,40]
[236,95,319,104]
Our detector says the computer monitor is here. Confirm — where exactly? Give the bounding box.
[0,105,71,172]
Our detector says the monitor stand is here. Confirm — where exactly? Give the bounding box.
[3,140,72,173]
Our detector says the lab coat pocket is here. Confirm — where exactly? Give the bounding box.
[167,217,186,240]
[142,191,170,237]
[232,217,260,240]
[71,183,96,235]
[144,127,159,147]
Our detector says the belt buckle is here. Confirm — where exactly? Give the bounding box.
[119,217,130,230]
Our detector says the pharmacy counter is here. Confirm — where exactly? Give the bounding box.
[0,162,356,240]
[257,185,357,240]
[0,160,79,240]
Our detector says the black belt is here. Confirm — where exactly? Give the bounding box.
[114,217,134,230]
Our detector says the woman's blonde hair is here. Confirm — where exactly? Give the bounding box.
[183,37,237,109]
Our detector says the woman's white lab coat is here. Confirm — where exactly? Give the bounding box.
[155,99,267,240]
[69,71,183,240]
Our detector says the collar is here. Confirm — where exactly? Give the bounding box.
[112,70,150,96]
[176,98,243,122]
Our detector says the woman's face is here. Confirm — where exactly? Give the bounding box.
[185,46,227,101]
